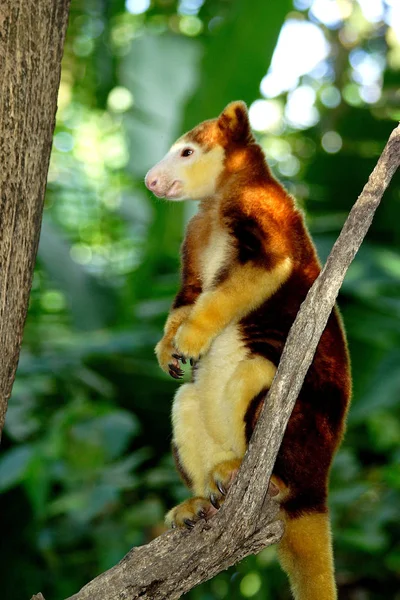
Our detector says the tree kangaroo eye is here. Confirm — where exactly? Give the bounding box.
[181,148,194,157]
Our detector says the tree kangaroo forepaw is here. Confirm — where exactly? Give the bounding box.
[173,320,212,361]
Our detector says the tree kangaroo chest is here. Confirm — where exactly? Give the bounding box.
[199,226,231,290]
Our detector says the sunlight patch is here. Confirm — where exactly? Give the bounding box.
[285,85,319,129]
[321,131,343,153]
[249,99,282,133]
[261,20,330,98]
[126,0,150,15]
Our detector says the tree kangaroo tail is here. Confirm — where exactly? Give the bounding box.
[277,511,337,600]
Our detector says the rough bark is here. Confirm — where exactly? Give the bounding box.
[27,126,398,600]
[0,0,71,439]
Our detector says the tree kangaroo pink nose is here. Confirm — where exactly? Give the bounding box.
[145,174,158,190]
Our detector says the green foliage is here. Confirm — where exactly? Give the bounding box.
[182,0,292,125]
[1,1,400,599]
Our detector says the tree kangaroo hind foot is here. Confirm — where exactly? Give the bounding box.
[165,497,217,529]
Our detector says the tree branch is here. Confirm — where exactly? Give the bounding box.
[0,0,71,440]
[27,125,398,600]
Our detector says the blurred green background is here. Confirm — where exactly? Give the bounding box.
[1,0,400,599]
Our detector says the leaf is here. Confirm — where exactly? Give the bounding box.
[349,350,400,423]
[125,497,164,527]
[24,452,52,519]
[97,411,140,459]
[71,410,141,461]
[330,482,370,509]
[339,526,387,553]
[38,217,117,331]
[0,445,34,492]
[102,450,151,489]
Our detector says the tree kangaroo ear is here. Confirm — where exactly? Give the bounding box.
[217,101,253,144]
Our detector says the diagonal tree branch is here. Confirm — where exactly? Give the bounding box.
[27,125,399,600]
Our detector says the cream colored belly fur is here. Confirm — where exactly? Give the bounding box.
[172,325,276,495]
[194,324,248,451]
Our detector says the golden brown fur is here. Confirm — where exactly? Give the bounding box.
[146,101,351,600]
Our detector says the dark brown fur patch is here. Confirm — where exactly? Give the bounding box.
[172,213,206,309]
[172,443,193,489]
[173,284,202,309]
[217,101,254,145]
[224,209,275,268]
[244,389,268,444]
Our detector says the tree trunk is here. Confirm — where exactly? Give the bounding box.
[0,0,71,440]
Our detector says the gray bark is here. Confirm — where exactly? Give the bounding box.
[27,126,398,600]
[0,0,71,439]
